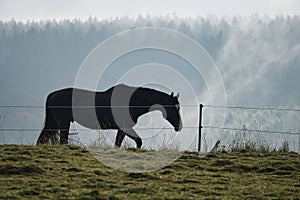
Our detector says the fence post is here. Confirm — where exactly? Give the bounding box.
[198,104,203,152]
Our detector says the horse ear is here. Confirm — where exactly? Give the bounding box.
[175,93,179,99]
[171,92,174,97]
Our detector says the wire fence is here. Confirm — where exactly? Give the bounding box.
[0,104,300,151]
[202,125,300,135]
[203,104,300,112]
[0,127,199,132]
[198,104,300,153]
[200,104,300,135]
[0,104,300,134]
[0,105,198,108]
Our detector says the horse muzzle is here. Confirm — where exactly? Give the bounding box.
[175,123,183,132]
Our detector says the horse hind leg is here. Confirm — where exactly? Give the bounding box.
[37,128,59,145]
[115,130,126,148]
[36,129,48,145]
[60,121,70,145]
[37,105,59,145]
[49,132,59,144]
[123,128,142,149]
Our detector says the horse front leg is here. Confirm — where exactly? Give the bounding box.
[60,122,70,145]
[115,130,126,148]
[123,128,142,149]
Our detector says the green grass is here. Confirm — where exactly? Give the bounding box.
[0,145,299,199]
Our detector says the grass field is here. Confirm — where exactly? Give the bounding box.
[0,145,299,199]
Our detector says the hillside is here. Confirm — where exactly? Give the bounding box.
[0,145,299,199]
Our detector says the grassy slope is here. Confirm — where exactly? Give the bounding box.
[0,145,299,199]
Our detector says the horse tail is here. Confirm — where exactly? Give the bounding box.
[36,107,48,145]
[36,96,59,145]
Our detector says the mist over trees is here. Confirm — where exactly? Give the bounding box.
[1,15,300,106]
[0,15,300,148]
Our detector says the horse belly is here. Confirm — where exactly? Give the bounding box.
[73,108,118,130]
[72,108,102,129]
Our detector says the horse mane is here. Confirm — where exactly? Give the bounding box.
[115,84,171,98]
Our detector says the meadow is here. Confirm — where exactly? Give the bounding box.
[0,144,299,199]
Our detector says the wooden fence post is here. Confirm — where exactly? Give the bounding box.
[198,104,203,152]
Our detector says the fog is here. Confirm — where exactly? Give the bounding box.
[0,16,299,151]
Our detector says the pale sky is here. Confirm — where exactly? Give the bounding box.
[0,0,300,21]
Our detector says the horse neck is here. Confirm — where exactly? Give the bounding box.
[142,89,170,111]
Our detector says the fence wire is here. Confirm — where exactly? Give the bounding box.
[201,104,300,135]
[0,105,197,108]
[203,104,300,112]
[0,126,198,133]
[0,104,300,135]
[202,125,300,135]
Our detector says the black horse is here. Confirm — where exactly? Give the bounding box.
[36,84,182,148]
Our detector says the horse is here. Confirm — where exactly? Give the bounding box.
[36,84,182,148]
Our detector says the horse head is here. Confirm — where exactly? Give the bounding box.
[163,92,183,132]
